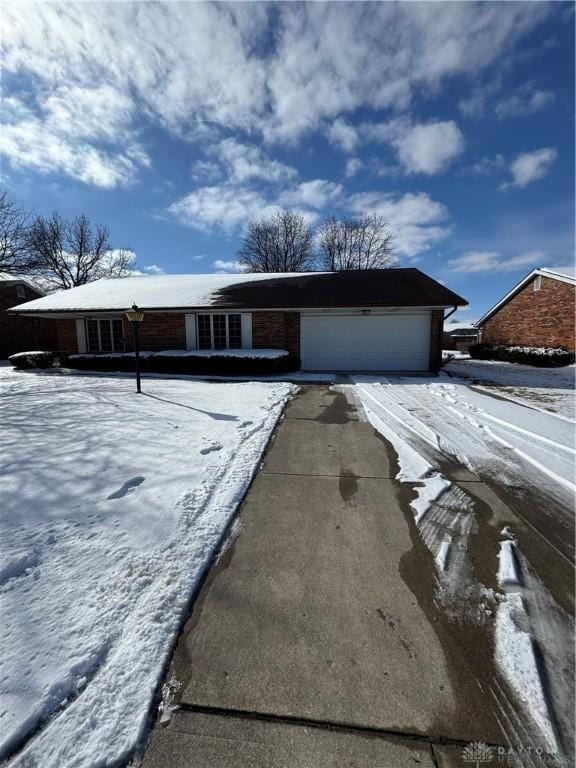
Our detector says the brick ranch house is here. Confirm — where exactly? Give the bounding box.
[477,266,575,353]
[0,273,57,359]
[10,269,467,372]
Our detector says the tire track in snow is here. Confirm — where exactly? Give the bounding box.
[350,381,571,763]
[353,379,574,563]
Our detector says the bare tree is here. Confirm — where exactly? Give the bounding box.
[0,190,30,274]
[26,212,134,291]
[237,210,316,272]
[318,214,397,270]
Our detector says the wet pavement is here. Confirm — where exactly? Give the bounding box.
[142,385,574,768]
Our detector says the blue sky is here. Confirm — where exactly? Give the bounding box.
[2,1,574,322]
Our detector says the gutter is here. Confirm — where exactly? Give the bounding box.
[8,303,468,318]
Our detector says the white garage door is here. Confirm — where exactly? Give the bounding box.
[300,313,431,371]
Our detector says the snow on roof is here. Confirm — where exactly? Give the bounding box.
[444,324,479,333]
[540,265,576,281]
[11,269,467,313]
[0,272,46,295]
[10,273,311,313]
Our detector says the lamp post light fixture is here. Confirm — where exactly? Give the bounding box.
[125,303,145,393]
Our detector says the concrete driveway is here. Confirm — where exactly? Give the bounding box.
[142,386,532,768]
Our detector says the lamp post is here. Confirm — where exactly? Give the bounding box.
[125,303,145,393]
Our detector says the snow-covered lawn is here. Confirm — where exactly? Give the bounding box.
[0,368,294,767]
[444,357,575,420]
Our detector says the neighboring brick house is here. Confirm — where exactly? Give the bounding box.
[0,274,57,359]
[478,267,575,352]
[442,324,480,352]
[10,270,467,372]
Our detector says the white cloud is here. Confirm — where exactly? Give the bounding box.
[446,251,501,273]
[327,118,359,153]
[213,259,247,273]
[458,79,554,121]
[280,179,342,209]
[210,139,296,184]
[192,254,206,261]
[347,191,450,257]
[502,147,557,189]
[191,160,222,183]
[458,80,501,119]
[362,118,465,175]
[168,176,336,234]
[495,87,555,119]
[447,249,546,273]
[168,185,280,234]
[345,158,363,178]
[465,154,506,176]
[0,1,550,183]
[391,120,465,175]
[141,264,165,275]
[0,96,148,188]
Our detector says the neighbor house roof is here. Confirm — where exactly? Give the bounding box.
[477,266,576,327]
[443,324,479,335]
[0,272,46,296]
[10,269,467,315]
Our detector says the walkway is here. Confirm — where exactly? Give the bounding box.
[142,385,509,768]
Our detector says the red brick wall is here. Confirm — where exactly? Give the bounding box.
[252,312,300,361]
[482,276,575,352]
[123,313,186,351]
[56,319,79,353]
[0,283,58,358]
[429,310,443,372]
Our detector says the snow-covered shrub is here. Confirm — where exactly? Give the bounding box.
[9,351,54,369]
[64,349,296,375]
[469,343,574,367]
[148,349,294,375]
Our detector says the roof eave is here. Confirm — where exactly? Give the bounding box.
[10,300,467,317]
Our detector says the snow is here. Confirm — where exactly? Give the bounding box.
[351,377,566,752]
[497,540,522,587]
[356,389,450,524]
[0,272,45,294]
[8,351,48,358]
[0,367,295,766]
[349,383,479,622]
[495,593,558,753]
[69,348,289,360]
[11,273,316,312]
[445,357,575,420]
[352,374,575,508]
[540,265,575,280]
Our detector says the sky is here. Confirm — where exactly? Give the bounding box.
[1,1,574,323]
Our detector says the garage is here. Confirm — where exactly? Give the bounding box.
[300,312,431,371]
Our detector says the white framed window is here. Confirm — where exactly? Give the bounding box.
[197,313,242,350]
[533,275,542,292]
[16,285,25,298]
[85,318,125,352]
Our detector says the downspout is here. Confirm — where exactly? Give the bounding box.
[443,305,458,322]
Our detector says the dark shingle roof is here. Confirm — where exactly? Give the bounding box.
[213,269,467,309]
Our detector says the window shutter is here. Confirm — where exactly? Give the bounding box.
[76,319,87,353]
[185,314,197,350]
[241,314,252,349]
